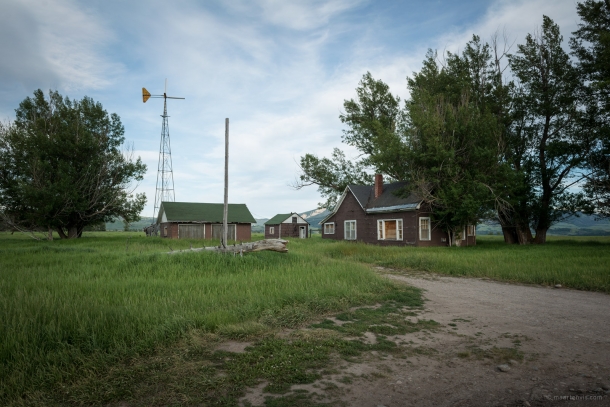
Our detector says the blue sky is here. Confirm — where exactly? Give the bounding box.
[0,0,580,219]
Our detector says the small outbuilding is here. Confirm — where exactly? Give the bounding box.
[264,213,310,239]
[153,201,256,241]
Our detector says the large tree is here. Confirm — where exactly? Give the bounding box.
[571,0,610,217]
[507,16,597,243]
[0,90,146,239]
[403,42,508,245]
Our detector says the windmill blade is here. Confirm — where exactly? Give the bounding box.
[142,87,151,103]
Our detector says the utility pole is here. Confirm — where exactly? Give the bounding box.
[222,118,229,249]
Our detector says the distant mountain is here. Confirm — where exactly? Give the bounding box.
[300,208,330,228]
[476,213,610,236]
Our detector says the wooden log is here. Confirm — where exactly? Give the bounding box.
[167,239,288,255]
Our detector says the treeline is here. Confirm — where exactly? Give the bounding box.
[296,1,610,244]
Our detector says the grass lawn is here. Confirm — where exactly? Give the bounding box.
[0,232,608,406]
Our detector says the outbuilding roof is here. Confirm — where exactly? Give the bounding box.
[264,213,310,225]
[157,202,256,224]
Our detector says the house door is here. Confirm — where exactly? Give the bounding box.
[299,226,306,239]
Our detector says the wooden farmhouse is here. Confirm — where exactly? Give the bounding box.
[153,202,256,240]
[319,175,476,247]
[264,213,310,239]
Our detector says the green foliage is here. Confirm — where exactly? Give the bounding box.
[571,1,610,217]
[340,72,408,180]
[0,90,146,239]
[404,39,507,240]
[296,148,372,209]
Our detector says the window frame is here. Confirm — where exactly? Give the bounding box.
[323,222,335,234]
[344,220,357,240]
[376,219,403,241]
[269,226,275,235]
[467,225,476,236]
[419,217,431,241]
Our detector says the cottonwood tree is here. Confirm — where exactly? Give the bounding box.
[507,16,597,243]
[0,90,146,239]
[571,0,610,217]
[402,40,510,245]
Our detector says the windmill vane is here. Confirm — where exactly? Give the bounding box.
[142,81,184,224]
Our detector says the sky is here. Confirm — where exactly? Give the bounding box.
[0,0,582,219]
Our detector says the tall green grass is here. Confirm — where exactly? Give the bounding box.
[2,232,608,405]
[320,236,610,292]
[0,232,401,405]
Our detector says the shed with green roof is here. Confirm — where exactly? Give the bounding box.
[264,213,309,239]
[155,202,256,240]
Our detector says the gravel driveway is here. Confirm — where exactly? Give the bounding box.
[337,270,610,406]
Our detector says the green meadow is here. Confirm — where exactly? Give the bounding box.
[0,232,609,405]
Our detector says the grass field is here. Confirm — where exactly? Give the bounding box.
[1,232,609,406]
[320,235,610,293]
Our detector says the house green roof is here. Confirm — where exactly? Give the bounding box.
[264,213,292,225]
[157,202,256,224]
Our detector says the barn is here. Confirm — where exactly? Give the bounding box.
[264,213,310,239]
[154,202,256,241]
[319,175,476,247]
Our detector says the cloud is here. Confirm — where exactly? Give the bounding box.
[0,0,122,94]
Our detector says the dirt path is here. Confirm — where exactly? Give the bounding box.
[244,270,610,406]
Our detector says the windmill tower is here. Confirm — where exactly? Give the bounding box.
[142,81,184,221]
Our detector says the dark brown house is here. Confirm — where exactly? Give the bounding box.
[264,213,310,239]
[319,175,476,247]
[152,202,256,241]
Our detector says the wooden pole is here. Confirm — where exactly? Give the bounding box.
[222,118,229,249]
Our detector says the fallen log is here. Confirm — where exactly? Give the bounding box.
[167,239,288,255]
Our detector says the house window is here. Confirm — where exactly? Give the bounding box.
[462,227,466,240]
[467,225,476,236]
[269,226,274,234]
[377,219,403,240]
[344,220,356,240]
[419,217,430,241]
[324,222,335,234]
[164,226,168,237]
[292,216,297,223]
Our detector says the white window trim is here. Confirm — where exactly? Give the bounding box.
[324,222,335,234]
[462,226,466,240]
[377,219,403,241]
[419,217,431,241]
[467,225,476,236]
[269,226,274,234]
[344,220,357,240]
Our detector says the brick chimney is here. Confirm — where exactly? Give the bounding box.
[374,174,383,198]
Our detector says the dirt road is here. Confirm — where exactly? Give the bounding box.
[245,270,610,406]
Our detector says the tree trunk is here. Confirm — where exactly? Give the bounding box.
[47,227,53,241]
[533,228,548,244]
[68,225,79,239]
[516,226,533,245]
[56,227,68,239]
[501,227,518,244]
[167,239,289,255]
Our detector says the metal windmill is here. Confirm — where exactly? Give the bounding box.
[142,80,184,222]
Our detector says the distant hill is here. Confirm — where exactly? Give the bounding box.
[299,208,330,228]
[106,217,155,231]
[477,213,610,236]
[252,218,269,233]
